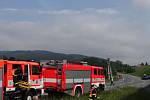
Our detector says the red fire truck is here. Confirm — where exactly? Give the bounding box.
[0,60,105,100]
[0,60,43,100]
[41,60,105,97]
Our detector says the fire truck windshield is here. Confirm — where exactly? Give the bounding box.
[32,65,40,75]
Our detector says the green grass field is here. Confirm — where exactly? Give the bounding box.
[99,86,150,100]
[131,66,150,77]
[45,86,150,100]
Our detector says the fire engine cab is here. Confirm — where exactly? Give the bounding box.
[41,60,105,97]
[0,60,43,100]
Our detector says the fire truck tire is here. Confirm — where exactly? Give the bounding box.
[4,95,10,100]
[98,84,105,91]
[24,92,33,100]
[26,96,32,100]
[75,87,82,97]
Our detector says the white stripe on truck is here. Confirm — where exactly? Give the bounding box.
[43,78,91,83]
[66,78,90,83]
[43,78,56,83]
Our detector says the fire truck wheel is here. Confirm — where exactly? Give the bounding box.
[4,95,10,100]
[27,96,32,100]
[75,87,82,97]
[96,84,104,93]
[99,84,105,91]
[24,92,33,100]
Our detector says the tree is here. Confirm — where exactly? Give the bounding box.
[141,62,144,66]
[145,62,148,66]
[2,55,8,60]
[9,57,16,60]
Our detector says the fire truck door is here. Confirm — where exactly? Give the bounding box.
[0,68,3,100]
[30,65,42,89]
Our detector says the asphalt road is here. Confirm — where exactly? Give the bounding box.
[105,74,150,90]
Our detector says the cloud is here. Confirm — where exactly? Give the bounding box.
[133,0,150,8]
[37,9,81,15]
[96,8,118,14]
[0,8,118,15]
[0,8,148,64]
[1,8,18,11]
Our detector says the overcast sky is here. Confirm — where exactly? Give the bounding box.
[0,0,150,65]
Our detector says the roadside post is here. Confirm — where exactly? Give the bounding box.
[107,58,113,85]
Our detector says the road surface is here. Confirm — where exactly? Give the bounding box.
[105,74,150,90]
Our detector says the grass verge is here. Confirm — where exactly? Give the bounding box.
[131,66,150,77]
[42,86,150,100]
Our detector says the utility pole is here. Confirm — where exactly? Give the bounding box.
[107,58,112,80]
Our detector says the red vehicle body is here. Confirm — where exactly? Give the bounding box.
[0,60,42,100]
[41,60,105,96]
[0,60,105,99]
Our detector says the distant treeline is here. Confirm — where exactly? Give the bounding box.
[0,50,135,76]
[82,57,135,76]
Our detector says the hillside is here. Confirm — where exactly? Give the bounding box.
[0,50,135,75]
[131,66,150,77]
[0,50,86,61]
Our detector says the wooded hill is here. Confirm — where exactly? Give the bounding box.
[0,50,135,75]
